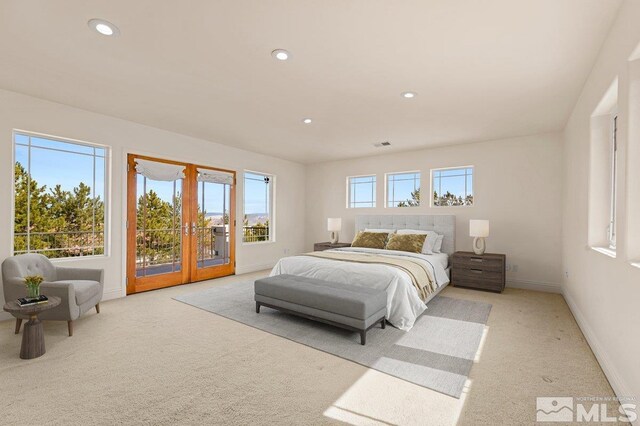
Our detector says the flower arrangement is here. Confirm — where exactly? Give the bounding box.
[24,275,44,298]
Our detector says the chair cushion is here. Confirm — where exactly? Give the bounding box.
[2,254,57,282]
[54,280,101,305]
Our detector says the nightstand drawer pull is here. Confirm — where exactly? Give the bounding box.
[470,257,484,262]
[470,269,483,274]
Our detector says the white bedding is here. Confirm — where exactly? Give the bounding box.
[270,247,450,331]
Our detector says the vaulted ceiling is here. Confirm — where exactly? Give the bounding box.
[0,0,622,163]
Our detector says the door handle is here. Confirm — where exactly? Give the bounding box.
[184,223,189,236]
[192,222,197,235]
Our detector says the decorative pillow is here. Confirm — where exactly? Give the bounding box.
[433,234,445,253]
[351,231,389,249]
[385,233,428,253]
[396,229,438,254]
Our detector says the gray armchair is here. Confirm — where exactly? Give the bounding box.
[2,254,104,336]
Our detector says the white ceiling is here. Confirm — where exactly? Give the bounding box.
[0,0,622,163]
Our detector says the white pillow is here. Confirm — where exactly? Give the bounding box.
[433,234,444,253]
[396,229,438,254]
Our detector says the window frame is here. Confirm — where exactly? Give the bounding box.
[242,170,275,244]
[11,129,110,259]
[430,165,475,208]
[346,174,377,208]
[385,171,421,208]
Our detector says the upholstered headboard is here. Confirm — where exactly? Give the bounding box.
[355,215,456,255]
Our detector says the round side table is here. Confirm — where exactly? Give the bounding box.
[3,296,61,359]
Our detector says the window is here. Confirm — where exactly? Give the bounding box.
[347,175,376,208]
[432,167,474,207]
[609,115,618,249]
[386,172,420,207]
[243,171,273,243]
[588,79,618,255]
[13,132,107,258]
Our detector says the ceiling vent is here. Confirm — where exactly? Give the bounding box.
[374,141,391,148]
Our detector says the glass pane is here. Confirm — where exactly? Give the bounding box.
[349,176,375,208]
[136,177,183,277]
[432,168,473,206]
[13,144,30,255]
[387,173,420,207]
[14,133,29,146]
[29,147,95,258]
[30,136,96,155]
[197,180,231,268]
[244,172,270,242]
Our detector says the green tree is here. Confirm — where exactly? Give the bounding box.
[398,188,420,207]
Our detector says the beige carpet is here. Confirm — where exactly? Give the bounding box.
[0,271,618,425]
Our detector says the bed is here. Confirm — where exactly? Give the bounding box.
[270,214,455,330]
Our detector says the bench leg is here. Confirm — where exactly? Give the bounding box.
[360,330,366,345]
[381,318,386,329]
[255,302,260,314]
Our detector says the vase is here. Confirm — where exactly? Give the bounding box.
[26,284,40,298]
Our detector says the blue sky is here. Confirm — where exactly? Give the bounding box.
[15,133,269,215]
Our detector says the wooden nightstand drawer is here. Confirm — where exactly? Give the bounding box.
[452,256,503,272]
[454,278,503,292]
[451,251,506,293]
[454,268,503,283]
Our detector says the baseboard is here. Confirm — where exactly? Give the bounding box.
[507,279,561,293]
[562,287,637,424]
[235,262,275,276]
[102,288,124,301]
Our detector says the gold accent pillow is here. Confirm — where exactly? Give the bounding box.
[385,233,427,253]
[351,231,389,249]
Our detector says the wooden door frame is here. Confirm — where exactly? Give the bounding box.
[188,164,236,283]
[126,154,236,295]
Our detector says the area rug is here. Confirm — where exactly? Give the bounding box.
[174,281,491,398]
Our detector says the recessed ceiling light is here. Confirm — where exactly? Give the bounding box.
[302,118,312,124]
[401,92,417,99]
[88,19,120,36]
[271,49,290,61]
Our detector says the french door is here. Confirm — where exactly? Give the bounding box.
[126,154,235,294]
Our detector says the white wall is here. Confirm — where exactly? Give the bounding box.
[562,0,640,404]
[306,133,564,291]
[0,89,307,319]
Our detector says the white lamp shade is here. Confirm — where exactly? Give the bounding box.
[327,218,342,232]
[469,220,489,237]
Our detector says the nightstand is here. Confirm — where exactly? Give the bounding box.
[451,251,506,293]
[314,242,352,251]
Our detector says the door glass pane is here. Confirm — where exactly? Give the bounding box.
[197,179,231,268]
[136,175,183,277]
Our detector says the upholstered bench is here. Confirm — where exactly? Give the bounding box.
[254,274,387,345]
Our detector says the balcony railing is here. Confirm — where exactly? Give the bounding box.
[14,231,104,258]
[14,224,270,262]
[243,225,269,242]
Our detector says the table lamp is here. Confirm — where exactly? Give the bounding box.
[328,218,342,244]
[469,220,489,255]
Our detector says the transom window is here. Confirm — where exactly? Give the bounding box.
[347,175,376,208]
[432,167,474,207]
[243,171,273,243]
[386,172,420,207]
[13,132,108,258]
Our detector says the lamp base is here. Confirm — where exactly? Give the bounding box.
[330,231,339,244]
[473,237,486,255]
